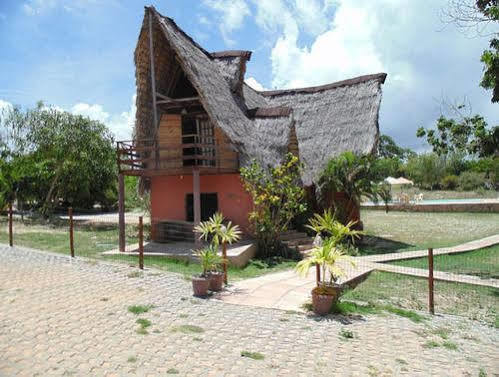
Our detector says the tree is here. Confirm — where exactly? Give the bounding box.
[1,102,117,215]
[404,153,447,189]
[480,37,499,102]
[442,0,499,103]
[319,152,389,206]
[416,104,498,158]
[378,134,414,160]
[240,153,307,258]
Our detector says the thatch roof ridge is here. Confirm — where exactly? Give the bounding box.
[261,73,387,97]
[150,7,252,143]
[211,50,252,60]
[134,7,387,186]
[247,106,292,118]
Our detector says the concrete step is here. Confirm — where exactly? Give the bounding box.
[279,232,309,241]
[283,237,314,246]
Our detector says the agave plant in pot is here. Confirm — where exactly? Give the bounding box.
[192,246,222,297]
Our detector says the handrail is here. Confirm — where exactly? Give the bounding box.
[116,138,239,174]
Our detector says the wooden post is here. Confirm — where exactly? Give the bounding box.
[222,242,228,285]
[138,216,144,270]
[69,207,74,258]
[316,264,320,287]
[118,173,126,252]
[148,8,158,131]
[8,202,13,247]
[428,248,435,315]
[193,169,201,248]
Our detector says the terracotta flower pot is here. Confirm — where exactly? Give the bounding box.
[208,272,224,292]
[192,275,210,297]
[311,285,341,316]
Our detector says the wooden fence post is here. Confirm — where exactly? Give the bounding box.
[428,248,435,315]
[69,207,74,258]
[138,216,144,270]
[8,202,13,247]
[316,264,320,287]
[118,173,126,252]
[222,242,228,285]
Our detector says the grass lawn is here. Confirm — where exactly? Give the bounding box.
[343,271,498,327]
[0,217,297,281]
[389,245,499,279]
[359,210,499,255]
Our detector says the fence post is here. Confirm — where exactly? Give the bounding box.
[8,202,13,247]
[69,207,74,258]
[316,264,320,287]
[118,173,126,252]
[138,216,144,270]
[428,247,434,315]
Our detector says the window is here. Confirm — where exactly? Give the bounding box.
[181,117,215,167]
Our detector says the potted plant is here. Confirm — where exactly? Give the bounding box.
[296,239,355,315]
[295,211,361,315]
[194,212,241,285]
[192,246,220,297]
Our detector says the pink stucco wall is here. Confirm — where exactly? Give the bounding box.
[150,173,253,233]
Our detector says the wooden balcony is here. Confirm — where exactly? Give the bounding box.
[117,138,240,176]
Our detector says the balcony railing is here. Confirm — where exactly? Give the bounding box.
[117,138,240,176]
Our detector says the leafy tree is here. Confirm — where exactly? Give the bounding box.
[404,153,447,190]
[416,106,498,158]
[480,37,499,102]
[378,134,414,160]
[443,0,499,102]
[318,152,390,220]
[240,153,307,258]
[1,102,117,215]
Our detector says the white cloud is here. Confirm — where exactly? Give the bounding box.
[245,77,266,91]
[21,0,96,16]
[71,95,136,140]
[71,103,109,123]
[252,0,498,149]
[202,0,250,45]
[0,99,13,112]
[268,1,386,89]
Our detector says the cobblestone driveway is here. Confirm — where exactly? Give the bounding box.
[1,246,497,376]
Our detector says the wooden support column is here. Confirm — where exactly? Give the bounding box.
[118,173,125,252]
[148,8,158,130]
[193,169,201,248]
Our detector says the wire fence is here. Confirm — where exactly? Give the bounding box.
[1,204,498,326]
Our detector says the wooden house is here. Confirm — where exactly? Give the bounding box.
[116,6,386,247]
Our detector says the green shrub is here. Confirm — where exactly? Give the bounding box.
[458,171,486,191]
[441,175,459,190]
[240,153,307,258]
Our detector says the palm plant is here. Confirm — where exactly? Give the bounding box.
[296,238,355,289]
[196,245,223,277]
[306,209,364,244]
[194,212,241,284]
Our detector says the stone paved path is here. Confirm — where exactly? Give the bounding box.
[219,235,499,312]
[1,245,498,376]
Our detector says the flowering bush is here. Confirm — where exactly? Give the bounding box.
[240,153,307,258]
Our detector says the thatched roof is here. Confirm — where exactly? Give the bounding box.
[134,6,386,185]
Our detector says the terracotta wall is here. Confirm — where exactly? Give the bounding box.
[150,173,253,234]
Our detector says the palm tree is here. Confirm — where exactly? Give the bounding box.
[295,238,355,288]
[194,212,241,284]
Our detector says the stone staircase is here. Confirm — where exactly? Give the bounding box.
[279,230,315,255]
[155,220,195,242]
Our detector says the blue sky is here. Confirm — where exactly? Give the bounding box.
[0,0,497,150]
